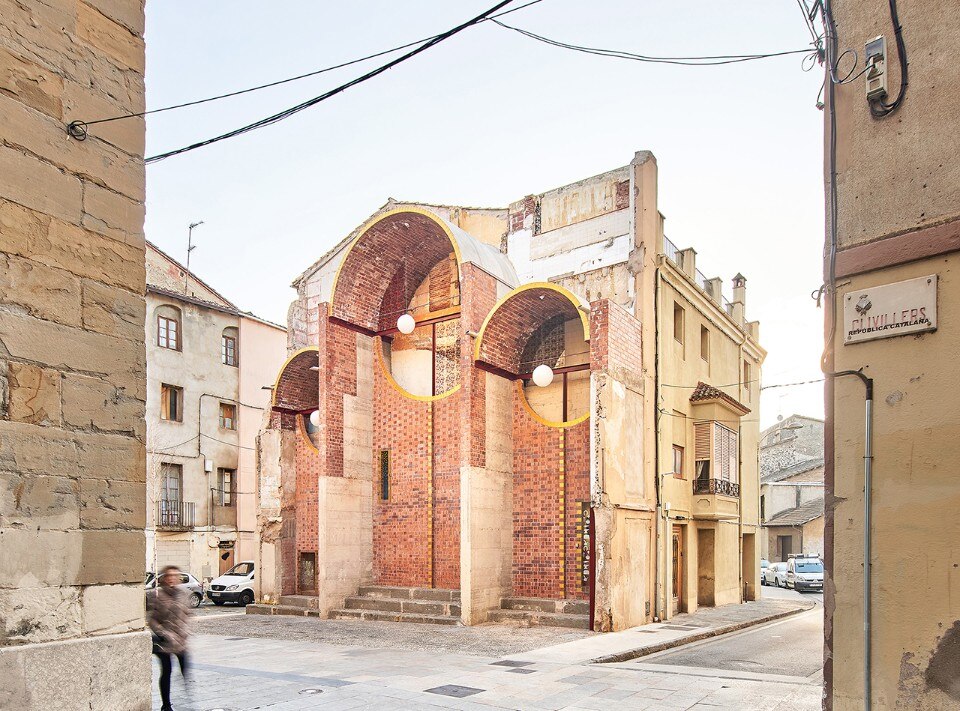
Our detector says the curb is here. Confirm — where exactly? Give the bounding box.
[591,601,817,664]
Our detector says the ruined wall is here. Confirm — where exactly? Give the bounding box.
[0,1,150,707]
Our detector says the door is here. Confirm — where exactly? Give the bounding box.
[778,535,793,562]
[298,552,317,593]
[218,546,234,576]
[671,526,684,615]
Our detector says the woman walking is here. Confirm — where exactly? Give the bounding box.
[147,565,191,711]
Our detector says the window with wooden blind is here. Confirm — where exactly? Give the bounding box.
[693,421,739,492]
[160,384,183,422]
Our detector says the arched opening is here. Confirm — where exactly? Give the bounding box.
[475,283,591,427]
[154,304,182,351]
[332,208,464,400]
[270,347,320,595]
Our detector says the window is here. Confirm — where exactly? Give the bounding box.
[743,361,753,401]
[694,421,739,484]
[217,468,234,506]
[160,463,182,503]
[160,384,183,422]
[700,326,710,362]
[221,328,238,366]
[219,403,236,430]
[672,445,684,479]
[379,449,390,500]
[673,302,685,345]
[158,313,180,350]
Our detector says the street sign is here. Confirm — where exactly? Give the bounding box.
[843,275,937,344]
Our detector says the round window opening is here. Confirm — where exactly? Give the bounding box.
[520,315,590,425]
[380,256,461,399]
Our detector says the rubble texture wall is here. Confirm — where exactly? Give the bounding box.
[826,2,960,709]
[0,1,150,708]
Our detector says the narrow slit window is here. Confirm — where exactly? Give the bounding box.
[379,449,390,501]
[700,326,710,362]
[743,361,753,401]
[673,444,684,479]
[673,302,685,345]
[217,468,234,506]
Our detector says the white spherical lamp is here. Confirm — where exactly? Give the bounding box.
[396,313,416,335]
[532,364,554,388]
[309,410,321,428]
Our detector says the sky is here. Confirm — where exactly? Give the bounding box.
[142,0,826,427]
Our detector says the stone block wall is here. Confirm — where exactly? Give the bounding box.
[0,1,150,708]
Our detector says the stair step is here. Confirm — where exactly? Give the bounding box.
[488,608,590,629]
[357,585,460,602]
[344,596,460,616]
[501,597,589,615]
[279,595,320,609]
[329,608,461,626]
[246,604,321,617]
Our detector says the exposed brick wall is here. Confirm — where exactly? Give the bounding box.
[273,350,318,413]
[615,179,631,210]
[512,389,590,601]
[591,299,642,375]
[371,354,462,589]
[294,433,319,559]
[461,264,499,468]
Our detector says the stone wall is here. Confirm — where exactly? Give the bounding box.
[0,1,150,708]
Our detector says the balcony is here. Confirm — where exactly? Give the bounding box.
[692,478,740,521]
[156,500,195,530]
[212,504,237,529]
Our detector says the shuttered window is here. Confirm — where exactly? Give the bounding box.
[693,421,738,484]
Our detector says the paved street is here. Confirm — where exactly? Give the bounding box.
[152,590,822,710]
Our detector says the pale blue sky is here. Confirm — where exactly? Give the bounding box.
[143,1,825,425]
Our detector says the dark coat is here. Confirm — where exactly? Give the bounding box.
[146,585,190,654]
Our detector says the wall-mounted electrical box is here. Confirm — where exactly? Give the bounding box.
[865,36,887,100]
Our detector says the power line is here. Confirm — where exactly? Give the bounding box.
[660,377,825,390]
[492,18,816,66]
[65,0,544,142]
[143,0,519,164]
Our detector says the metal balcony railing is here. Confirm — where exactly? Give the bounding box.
[694,478,740,497]
[156,500,195,530]
[663,236,682,268]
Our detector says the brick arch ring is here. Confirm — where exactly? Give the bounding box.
[473,283,591,428]
[328,207,463,333]
[271,347,320,451]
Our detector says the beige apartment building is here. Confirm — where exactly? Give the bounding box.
[824,1,960,709]
[256,151,764,630]
[146,243,286,584]
[0,2,150,708]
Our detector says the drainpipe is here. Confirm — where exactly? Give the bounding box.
[828,369,873,711]
[653,267,663,622]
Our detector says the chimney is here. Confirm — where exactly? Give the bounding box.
[732,273,747,307]
[705,277,723,304]
[678,247,697,279]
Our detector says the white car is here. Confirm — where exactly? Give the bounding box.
[206,561,256,606]
[763,561,788,587]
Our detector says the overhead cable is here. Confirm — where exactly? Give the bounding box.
[66,0,541,148]
[491,18,816,66]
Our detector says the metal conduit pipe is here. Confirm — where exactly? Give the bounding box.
[829,368,874,710]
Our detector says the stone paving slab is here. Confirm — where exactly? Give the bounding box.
[504,597,815,665]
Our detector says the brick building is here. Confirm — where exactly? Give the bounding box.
[255,151,765,631]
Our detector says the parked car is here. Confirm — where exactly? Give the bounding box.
[786,555,824,592]
[763,561,788,587]
[145,570,204,608]
[760,559,770,584]
[206,561,256,606]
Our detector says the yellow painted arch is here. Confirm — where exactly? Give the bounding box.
[271,346,320,409]
[375,338,461,403]
[328,207,464,317]
[516,381,590,429]
[472,282,591,363]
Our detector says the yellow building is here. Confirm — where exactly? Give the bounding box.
[823,1,960,708]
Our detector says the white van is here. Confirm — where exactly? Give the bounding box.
[206,561,256,606]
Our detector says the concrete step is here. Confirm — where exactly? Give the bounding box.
[501,597,589,616]
[329,608,461,625]
[246,604,321,617]
[279,595,320,609]
[344,596,461,617]
[357,585,460,602]
[488,608,590,629]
